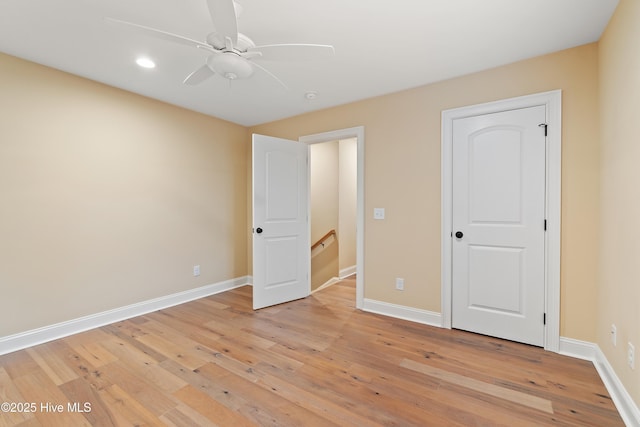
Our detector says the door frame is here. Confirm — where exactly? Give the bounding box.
[441,90,562,352]
[299,126,365,309]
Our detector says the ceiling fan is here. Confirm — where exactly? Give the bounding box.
[106,0,334,89]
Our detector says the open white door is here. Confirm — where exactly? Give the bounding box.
[252,134,309,310]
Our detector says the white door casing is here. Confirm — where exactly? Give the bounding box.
[442,90,562,352]
[451,106,546,346]
[252,134,309,310]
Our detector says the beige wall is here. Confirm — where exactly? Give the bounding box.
[338,138,357,273]
[0,52,249,337]
[310,141,339,244]
[251,42,601,342]
[598,0,640,405]
[310,141,339,289]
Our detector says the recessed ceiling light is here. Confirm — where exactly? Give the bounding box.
[136,57,156,69]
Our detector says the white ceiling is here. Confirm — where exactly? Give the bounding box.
[0,0,618,126]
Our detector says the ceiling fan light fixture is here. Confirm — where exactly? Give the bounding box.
[207,53,254,80]
[109,0,334,89]
[135,57,156,69]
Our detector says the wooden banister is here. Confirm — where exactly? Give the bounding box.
[311,229,336,251]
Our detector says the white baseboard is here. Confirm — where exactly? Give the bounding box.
[594,345,640,427]
[558,336,598,361]
[311,267,356,294]
[0,276,251,356]
[312,277,341,294]
[362,299,442,327]
[339,265,357,279]
[559,337,640,426]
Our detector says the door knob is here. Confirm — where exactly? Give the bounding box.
[256,227,263,234]
[455,231,463,239]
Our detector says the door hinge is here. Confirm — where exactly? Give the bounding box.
[538,123,548,137]
[544,219,547,231]
[543,313,547,325]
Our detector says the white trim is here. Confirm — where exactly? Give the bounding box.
[558,336,598,361]
[339,265,357,279]
[363,299,442,327]
[441,90,562,352]
[311,277,341,294]
[311,266,356,295]
[300,126,365,310]
[0,276,250,356]
[559,338,640,426]
[594,346,640,427]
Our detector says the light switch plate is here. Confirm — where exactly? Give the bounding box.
[374,208,385,220]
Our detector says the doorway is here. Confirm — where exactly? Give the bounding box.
[309,138,357,292]
[300,127,365,309]
[441,91,562,351]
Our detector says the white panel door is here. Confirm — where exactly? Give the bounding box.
[252,134,309,310]
[452,106,546,346]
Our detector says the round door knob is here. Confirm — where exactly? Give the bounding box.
[256,227,263,234]
[455,231,463,239]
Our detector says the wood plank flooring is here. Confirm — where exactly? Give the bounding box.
[0,279,624,426]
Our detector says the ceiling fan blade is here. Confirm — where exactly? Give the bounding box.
[250,61,289,91]
[105,18,212,51]
[206,0,238,46]
[248,44,335,62]
[183,64,215,85]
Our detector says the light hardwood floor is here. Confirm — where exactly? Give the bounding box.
[0,279,624,426]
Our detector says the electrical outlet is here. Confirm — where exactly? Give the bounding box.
[628,342,635,370]
[611,324,617,347]
[193,265,200,277]
[395,278,404,291]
